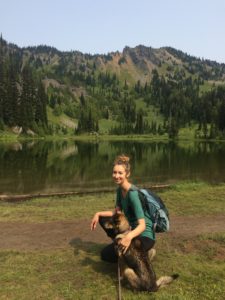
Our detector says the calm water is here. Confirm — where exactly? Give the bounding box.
[0,140,225,195]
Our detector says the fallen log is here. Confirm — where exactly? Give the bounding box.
[0,184,170,202]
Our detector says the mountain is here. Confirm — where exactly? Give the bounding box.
[13,43,225,83]
[1,36,225,138]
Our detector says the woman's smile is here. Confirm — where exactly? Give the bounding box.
[112,165,127,185]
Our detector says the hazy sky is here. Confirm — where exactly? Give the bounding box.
[1,0,225,63]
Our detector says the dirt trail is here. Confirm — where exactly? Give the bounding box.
[0,214,224,251]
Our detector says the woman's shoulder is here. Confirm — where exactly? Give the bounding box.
[129,184,139,191]
[129,184,139,193]
[128,185,139,200]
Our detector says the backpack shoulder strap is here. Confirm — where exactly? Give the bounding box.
[129,184,148,212]
[129,184,139,192]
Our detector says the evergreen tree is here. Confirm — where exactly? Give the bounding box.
[0,39,6,126]
[135,109,144,134]
[19,65,35,129]
[168,117,179,139]
[149,69,161,105]
[35,81,48,126]
[80,92,86,106]
[95,120,99,132]
[49,95,56,108]
[124,79,128,90]
[218,99,225,131]
[4,63,18,126]
[76,107,98,134]
[87,109,94,131]
[134,80,141,94]
[121,96,136,123]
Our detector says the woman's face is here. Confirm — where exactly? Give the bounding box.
[112,164,129,185]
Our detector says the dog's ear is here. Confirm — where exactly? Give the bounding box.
[113,212,121,224]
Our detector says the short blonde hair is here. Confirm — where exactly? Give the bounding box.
[113,154,131,174]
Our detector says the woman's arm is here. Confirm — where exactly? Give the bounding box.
[119,218,146,253]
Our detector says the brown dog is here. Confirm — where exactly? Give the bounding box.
[104,212,178,292]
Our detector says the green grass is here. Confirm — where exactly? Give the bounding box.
[0,129,19,140]
[134,98,165,127]
[0,234,224,299]
[0,182,225,299]
[0,193,115,223]
[47,107,77,133]
[178,124,198,140]
[1,182,225,223]
[98,119,118,134]
[162,181,225,216]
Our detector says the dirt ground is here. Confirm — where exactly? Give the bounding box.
[0,214,225,251]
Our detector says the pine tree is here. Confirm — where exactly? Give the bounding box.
[150,69,161,105]
[35,81,48,127]
[0,39,6,126]
[19,65,35,129]
[95,120,99,132]
[80,92,85,106]
[135,110,144,134]
[49,95,56,108]
[87,109,94,131]
[218,99,225,131]
[5,63,18,126]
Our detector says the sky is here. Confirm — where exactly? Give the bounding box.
[0,0,225,63]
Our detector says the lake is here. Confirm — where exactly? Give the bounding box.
[1,139,225,195]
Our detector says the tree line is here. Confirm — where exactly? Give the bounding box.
[77,67,225,138]
[0,36,48,134]
[144,69,225,138]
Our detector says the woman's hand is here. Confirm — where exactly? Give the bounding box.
[90,213,99,231]
[118,218,146,254]
[119,233,132,254]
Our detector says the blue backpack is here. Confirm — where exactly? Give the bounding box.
[130,185,170,233]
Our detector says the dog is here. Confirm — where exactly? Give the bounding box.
[104,212,178,292]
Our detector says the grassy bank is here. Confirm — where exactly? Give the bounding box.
[1,182,225,223]
[1,132,225,143]
[0,182,225,299]
[0,131,169,141]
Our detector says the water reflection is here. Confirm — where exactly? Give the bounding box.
[0,140,225,195]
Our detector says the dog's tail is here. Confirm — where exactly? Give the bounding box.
[156,274,179,289]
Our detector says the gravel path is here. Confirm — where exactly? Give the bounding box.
[0,214,224,251]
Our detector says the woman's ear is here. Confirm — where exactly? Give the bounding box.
[126,171,130,178]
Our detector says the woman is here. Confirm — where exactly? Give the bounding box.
[90,154,155,263]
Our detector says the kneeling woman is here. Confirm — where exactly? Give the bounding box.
[90,155,155,263]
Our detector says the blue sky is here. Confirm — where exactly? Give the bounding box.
[1,0,225,63]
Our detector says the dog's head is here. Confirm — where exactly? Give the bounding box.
[113,212,130,234]
[104,212,130,235]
